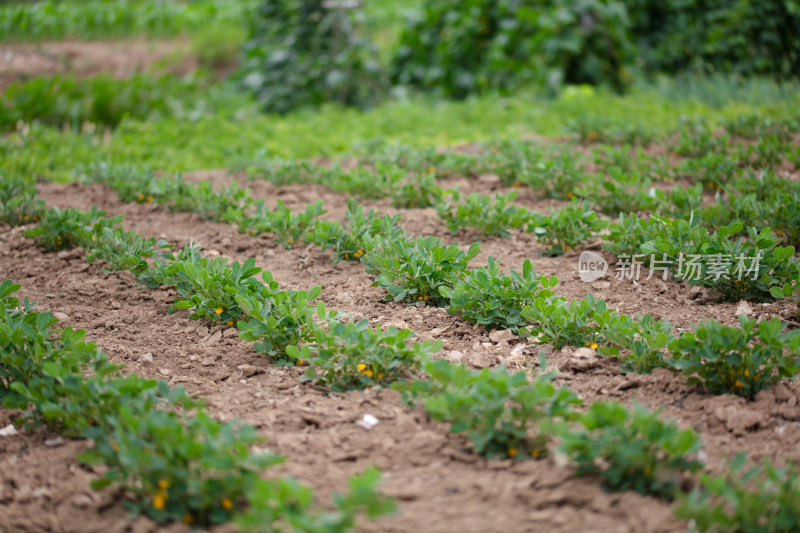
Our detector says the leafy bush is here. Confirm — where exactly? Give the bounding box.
[629,0,800,78]
[559,401,702,498]
[370,236,480,306]
[397,359,581,458]
[237,0,385,113]
[391,0,635,98]
[290,314,442,391]
[670,316,800,400]
[440,258,558,331]
[675,454,800,532]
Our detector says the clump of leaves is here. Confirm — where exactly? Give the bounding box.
[238,467,396,532]
[440,258,557,332]
[530,199,607,256]
[80,161,187,206]
[84,406,278,527]
[396,359,581,459]
[0,174,45,227]
[559,401,702,499]
[308,198,403,263]
[289,312,442,391]
[597,313,675,374]
[370,236,480,306]
[241,199,326,249]
[521,293,607,349]
[236,275,337,363]
[170,257,264,325]
[391,170,444,208]
[675,454,800,532]
[25,206,117,251]
[435,190,531,238]
[670,316,800,400]
[238,0,385,113]
[0,280,89,409]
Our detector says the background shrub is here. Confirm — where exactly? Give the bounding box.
[628,0,800,78]
[237,0,386,113]
[390,0,635,98]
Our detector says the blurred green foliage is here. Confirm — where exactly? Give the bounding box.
[237,0,386,113]
[0,0,258,41]
[628,0,800,78]
[391,0,635,98]
[0,74,257,131]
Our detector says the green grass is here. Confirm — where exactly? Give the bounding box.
[5,78,798,182]
[0,0,258,42]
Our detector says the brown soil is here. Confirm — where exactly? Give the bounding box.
[0,39,197,90]
[2,172,800,533]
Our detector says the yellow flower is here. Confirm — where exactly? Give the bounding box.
[222,497,234,510]
[110,440,119,452]
[152,492,166,510]
[377,373,384,379]
[744,369,750,377]
[418,296,423,301]
[138,193,144,201]
[508,447,518,458]
[531,449,539,458]
[158,479,169,491]
[147,196,153,203]
[92,236,97,242]
[512,182,522,188]
[215,307,224,315]
[363,369,373,378]
[226,320,234,326]
[590,343,598,350]
[344,253,350,259]
[23,215,29,221]
[357,363,367,371]
[588,131,598,140]
[297,359,304,365]
[734,380,744,388]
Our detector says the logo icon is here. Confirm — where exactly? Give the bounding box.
[578,251,608,282]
